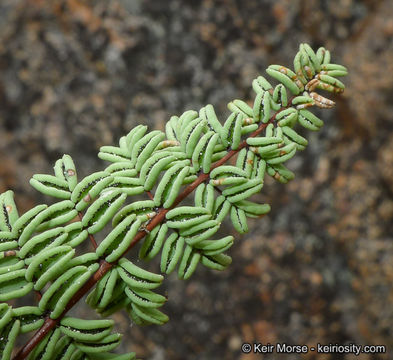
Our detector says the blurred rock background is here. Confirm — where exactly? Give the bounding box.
[0,0,392,359]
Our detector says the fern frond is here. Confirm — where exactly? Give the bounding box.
[0,43,347,360]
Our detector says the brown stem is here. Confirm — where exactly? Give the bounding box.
[14,105,288,360]
[35,291,42,302]
[78,212,98,249]
[146,190,155,201]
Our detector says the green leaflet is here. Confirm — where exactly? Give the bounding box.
[154,163,190,208]
[0,257,24,275]
[63,222,88,248]
[67,252,99,270]
[60,317,114,342]
[160,233,183,274]
[99,146,131,163]
[86,269,119,310]
[129,303,169,326]
[201,253,232,271]
[252,75,273,94]
[0,191,19,232]
[212,195,232,222]
[30,174,71,200]
[191,131,216,173]
[319,63,348,76]
[253,90,271,123]
[276,107,298,127]
[85,352,136,360]
[281,125,308,150]
[228,99,253,119]
[250,158,266,180]
[272,84,288,108]
[180,117,207,157]
[96,283,131,317]
[222,178,263,203]
[166,206,211,230]
[0,231,18,252]
[81,190,126,234]
[19,227,67,263]
[34,200,78,233]
[12,306,45,334]
[180,220,221,246]
[124,286,166,309]
[0,269,33,301]
[210,165,248,186]
[129,130,165,170]
[236,148,255,178]
[177,244,201,280]
[118,258,163,289]
[98,215,143,263]
[71,172,114,212]
[222,112,243,149]
[38,265,92,319]
[298,109,324,130]
[194,236,234,256]
[105,161,137,178]
[74,333,122,353]
[30,155,78,200]
[26,245,75,290]
[266,66,302,95]
[139,152,176,191]
[139,224,168,261]
[200,105,226,146]
[267,163,295,183]
[204,133,222,173]
[230,206,249,233]
[112,200,155,227]
[194,184,215,214]
[104,176,144,197]
[166,116,181,141]
[292,94,315,109]
[29,328,61,360]
[0,320,20,360]
[178,110,199,135]
[52,336,76,360]
[54,154,78,192]
[241,123,258,135]
[234,200,271,218]
[13,204,47,246]
[265,143,297,165]
[0,304,12,332]
[316,47,331,64]
[125,125,148,152]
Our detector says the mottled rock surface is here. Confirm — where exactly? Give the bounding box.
[0,0,392,359]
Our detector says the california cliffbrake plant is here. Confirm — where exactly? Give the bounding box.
[0,44,347,359]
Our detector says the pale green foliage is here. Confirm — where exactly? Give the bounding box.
[0,44,347,360]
